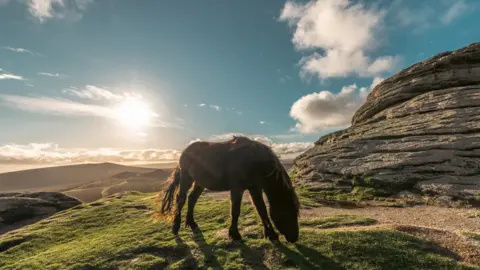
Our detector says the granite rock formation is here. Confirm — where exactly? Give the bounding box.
[292,42,480,202]
[0,192,81,234]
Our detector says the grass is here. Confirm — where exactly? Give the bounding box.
[299,215,377,229]
[0,191,477,270]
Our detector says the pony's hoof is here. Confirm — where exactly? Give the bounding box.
[271,239,280,245]
[191,226,201,234]
[228,230,242,241]
[265,232,279,241]
[186,221,199,232]
[172,225,180,235]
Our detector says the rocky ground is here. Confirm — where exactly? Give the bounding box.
[0,192,81,235]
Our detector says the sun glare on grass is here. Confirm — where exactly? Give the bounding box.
[115,98,154,130]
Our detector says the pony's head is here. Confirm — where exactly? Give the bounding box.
[268,165,300,243]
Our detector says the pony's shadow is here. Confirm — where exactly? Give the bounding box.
[174,237,200,269]
[230,240,270,269]
[275,242,345,270]
[190,229,224,269]
[189,229,270,269]
[179,230,344,269]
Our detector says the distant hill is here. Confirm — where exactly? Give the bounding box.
[63,168,173,203]
[0,163,155,193]
[128,162,178,170]
[139,169,172,178]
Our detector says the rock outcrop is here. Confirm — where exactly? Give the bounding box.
[292,42,480,202]
[0,192,81,234]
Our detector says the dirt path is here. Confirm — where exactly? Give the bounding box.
[205,191,480,234]
[301,206,480,234]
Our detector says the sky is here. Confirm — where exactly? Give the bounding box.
[0,0,479,171]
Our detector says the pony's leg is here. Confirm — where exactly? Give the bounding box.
[228,188,244,241]
[185,183,204,232]
[172,170,193,235]
[248,187,279,241]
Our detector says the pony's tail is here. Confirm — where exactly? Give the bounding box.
[153,166,181,222]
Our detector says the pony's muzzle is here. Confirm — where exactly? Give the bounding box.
[286,235,298,243]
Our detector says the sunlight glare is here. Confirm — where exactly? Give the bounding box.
[115,98,153,130]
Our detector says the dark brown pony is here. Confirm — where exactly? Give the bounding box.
[155,136,300,243]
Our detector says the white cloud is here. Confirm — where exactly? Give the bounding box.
[26,0,94,22]
[28,0,64,21]
[300,50,400,79]
[279,0,398,79]
[62,85,125,101]
[360,76,384,99]
[0,142,181,165]
[209,132,245,141]
[442,0,468,24]
[269,141,314,160]
[4,47,35,55]
[279,75,293,84]
[197,103,221,111]
[209,104,221,111]
[259,121,266,125]
[74,0,93,10]
[38,72,66,78]
[0,94,116,118]
[0,70,25,80]
[290,77,383,133]
[366,56,401,75]
[226,107,244,115]
[280,0,383,52]
[188,138,203,145]
[271,133,305,140]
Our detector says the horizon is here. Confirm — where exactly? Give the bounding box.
[1,0,479,172]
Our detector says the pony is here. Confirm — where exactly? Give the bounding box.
[155,136,300,243]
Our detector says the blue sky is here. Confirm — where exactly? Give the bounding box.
[0,0,479,168]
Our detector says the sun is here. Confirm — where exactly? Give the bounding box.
[115,98,153,130]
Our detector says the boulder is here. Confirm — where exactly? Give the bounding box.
[292,42,480,202]
[0,192,81,234]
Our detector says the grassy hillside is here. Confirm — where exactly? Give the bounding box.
[1,192,477,270]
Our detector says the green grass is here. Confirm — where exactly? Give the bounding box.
[0,191,477,270]
[299,215,377,229]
